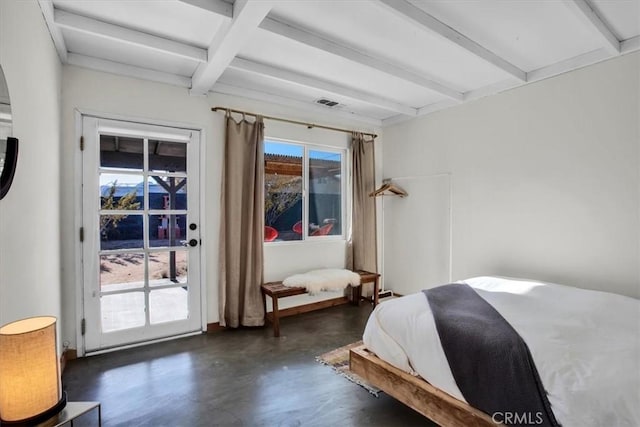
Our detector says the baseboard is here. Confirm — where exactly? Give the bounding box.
[206,322,226,333]
[60,348,78,373]
[378,290,393,299]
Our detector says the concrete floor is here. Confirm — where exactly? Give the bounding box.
[63,304,433,427]
[63,303,434,427]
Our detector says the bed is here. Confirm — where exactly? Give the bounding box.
[351,276,640,426]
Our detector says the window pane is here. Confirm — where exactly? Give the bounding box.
[309,150,342,236]
[149,140,187,173]
[100,173,143,211]
[150,288,189,324]
[100,253,145,291]
[264,141,303,242]
[149,214,186,248]
[100,213,143,250]
[148,250,188,286]
[101,292,145,332]
[100,135,143,170]
[149,176,187,211]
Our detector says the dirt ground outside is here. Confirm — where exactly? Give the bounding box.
[100,250,188,287]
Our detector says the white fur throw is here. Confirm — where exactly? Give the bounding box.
[282,269,361,295]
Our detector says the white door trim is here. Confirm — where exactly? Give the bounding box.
[74,110,207,356]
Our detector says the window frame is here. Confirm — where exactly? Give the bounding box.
[264,137,348,244]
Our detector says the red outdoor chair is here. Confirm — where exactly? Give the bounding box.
[292,221,303,234]
[264,226,278,242]
[310,223,333,236]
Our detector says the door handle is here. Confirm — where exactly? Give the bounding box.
[182,239,198,247]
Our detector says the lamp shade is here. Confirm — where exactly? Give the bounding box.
[0,316,63,423]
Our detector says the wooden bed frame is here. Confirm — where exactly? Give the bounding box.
[349,345,495,427]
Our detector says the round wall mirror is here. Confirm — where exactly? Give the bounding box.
[0,65,18,200]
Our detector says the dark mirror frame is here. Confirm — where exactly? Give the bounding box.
[0,137,18,200]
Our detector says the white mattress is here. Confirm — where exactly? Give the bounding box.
[363,276,640,427]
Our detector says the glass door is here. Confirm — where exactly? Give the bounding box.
[82,117,201,352]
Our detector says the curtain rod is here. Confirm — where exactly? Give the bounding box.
[211,107,377,139]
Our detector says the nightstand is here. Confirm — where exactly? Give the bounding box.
[37,401,101,427]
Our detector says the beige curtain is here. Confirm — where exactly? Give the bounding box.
[218,112,265,327]
[348,132,378,273]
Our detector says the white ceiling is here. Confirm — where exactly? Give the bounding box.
[40,0,640,126]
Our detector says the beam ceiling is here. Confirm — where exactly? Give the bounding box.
[190,0,274,95]
[54,9,208,63]
[39,0,640,124]
[229,57,418,116]
[562,0,621,54]
[374,0,527,82]
[259,17,464,102]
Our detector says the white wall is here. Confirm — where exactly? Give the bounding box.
[0,1,63,331]
[61,65,381,348]
[383,52,640,298]
[382,174,452,296]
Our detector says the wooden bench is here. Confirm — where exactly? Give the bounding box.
[261,270,380,337]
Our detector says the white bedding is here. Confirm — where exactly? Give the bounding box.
[363,276,640,427]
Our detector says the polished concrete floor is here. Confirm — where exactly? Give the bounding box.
[63,303,434,427]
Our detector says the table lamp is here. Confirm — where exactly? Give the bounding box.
[0,316,67,425]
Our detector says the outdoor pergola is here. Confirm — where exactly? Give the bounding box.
[264,153,340,178]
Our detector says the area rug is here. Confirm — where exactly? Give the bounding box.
[316,340,382,397]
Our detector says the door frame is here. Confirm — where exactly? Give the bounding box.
[74,109,207,356]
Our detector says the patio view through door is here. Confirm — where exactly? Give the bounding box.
[82,117,202,352]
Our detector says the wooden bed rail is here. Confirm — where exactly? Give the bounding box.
[349,345,496,427]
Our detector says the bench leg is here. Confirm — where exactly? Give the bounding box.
[352,285,362,306]
[373,277,380,307]
[272,296,280,337]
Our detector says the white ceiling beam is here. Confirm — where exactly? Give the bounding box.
[177,0,233,19]
[375,0,526,82]
[621,35,640,54]
[212,82,383,127]
[526,48,612,82]
[54,10,207,63]
[190,0,273,95]
[67,53,192,88]
[384,41,640,127]
[562,0,620,54]
[38,1,68,62]
[259,17,464,102]
[229,57,418,116]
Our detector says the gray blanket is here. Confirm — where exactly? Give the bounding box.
[423,284,559,427]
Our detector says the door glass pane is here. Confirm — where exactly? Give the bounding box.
[101,292,145,332]
[149,214,186,247]
[100,135,143,170]
[100,253,145,291]
[100,173,143,211]
[264,141,303,242]
[148,250,188,286]
[309,150,342,236]
[149,140,186,173]
[149,176,187,210]
[100,213,143,250]
[150,288,188,324]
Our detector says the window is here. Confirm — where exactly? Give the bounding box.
[264,139,345,242]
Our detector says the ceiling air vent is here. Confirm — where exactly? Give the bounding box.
[315,98,340,108]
